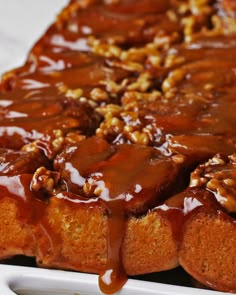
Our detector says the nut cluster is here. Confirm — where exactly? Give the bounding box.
[190,154,236,212]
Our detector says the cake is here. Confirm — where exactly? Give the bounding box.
[0,0,235,294]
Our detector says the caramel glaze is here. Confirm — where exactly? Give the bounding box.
[0,140,234,293]
[183,34,236,49]
[0,148,50,174]
[30,24,92,56]
[158,187,228,245]
[38,137,236,293]
[190,153,236,213]
[142,34,236,89]
[29,50,100,73]
[0,0,183,91]
[53,136,188,293]
[160,186,236,291]
[35,0,178,50]
[0,149,51,259]
[107,92,236,164]
[54,136,187,214]
[12,51,104,80]
[0,88,101,149]
[64,5,180,46]
[3,58,130,92]
[97,34,236,164]
[0,148,50,224]
[162,37,236,144]
[0,0,235,294]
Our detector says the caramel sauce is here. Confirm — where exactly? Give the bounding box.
[31,24,92,54]
[0,174,46,220]
[59,0,176,46]
[105,0,170,14]
[103,35,236,164]
[98,200,127,295]
[0,89,101,149]
[114,92,236,162]
[0,148,50,223]
[54,136,187,293]
[188,34,236,49]
[10,62,129,90]
[157,188,227,248]
[0,0,235,294]
[22,0,177,76]
[189,154,236,212]
[30,51,100,72]
[0,148,49,174]
[66,8,177,45]
[54,137,186,213]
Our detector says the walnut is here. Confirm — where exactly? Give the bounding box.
[190,154,236,212]
[90,88,109,102]
[31,167,60,193]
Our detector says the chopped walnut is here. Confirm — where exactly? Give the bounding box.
[64,133,86,145]
[90,88,109,102]
[153,32,180,50]
[88,37,122,58]
[51,130,65,153]
[89,36,163,69]
[96,104,122,117]
[229,154,236,164]
[121,42,162,65]
[31,167,60,193]
[96,115,125,139]
[213,0,236,33]
[108,59,144,72]
[127,72,153,92]
[164,54,186,68]
[65,88,84,99]
[162,68,186,93]
[190,154,236,212]
[22,130,66,160]
[101,78,129,94]
[126,130,150,145]
[121,90,161,105]
[21,142,41,154]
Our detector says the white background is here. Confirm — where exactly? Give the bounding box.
[0,0,68,75]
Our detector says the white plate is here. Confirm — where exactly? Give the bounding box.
[0,264,229,295]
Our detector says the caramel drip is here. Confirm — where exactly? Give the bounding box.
[99,200,127,294]
[0,174,47,223]
[157,188,223,246]
[54,136,187,293]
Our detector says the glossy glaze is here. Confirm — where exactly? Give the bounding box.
[0,89,101,149]
[0,0,235,294]
[0,148,49,223]
[54,136,187,293]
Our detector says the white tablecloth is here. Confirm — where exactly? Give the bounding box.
[0,0,68,75]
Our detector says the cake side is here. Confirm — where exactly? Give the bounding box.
[179,208,236,292]
[35,195,179,275]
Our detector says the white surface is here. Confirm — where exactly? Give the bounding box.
[0,0,67,74]
[0,264,229,295]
